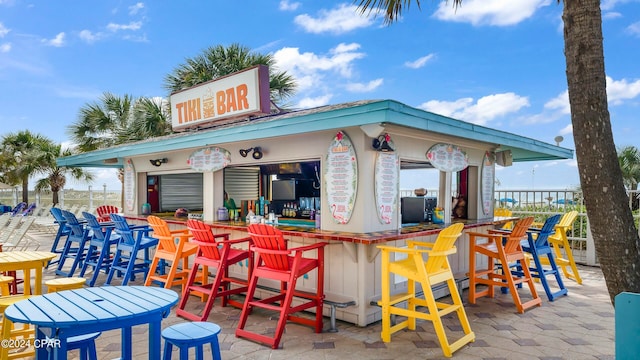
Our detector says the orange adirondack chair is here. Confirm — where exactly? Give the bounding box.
[468,216,542,313]
[236,224,327,349]
[145,216,199,293]
[176,219,253,321]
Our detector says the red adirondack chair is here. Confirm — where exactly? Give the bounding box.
[96,205,119,223]
[175,219,253,322]
[236,224,327,349]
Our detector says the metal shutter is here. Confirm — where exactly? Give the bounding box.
[159,173,203,211]
[224,167,260,202]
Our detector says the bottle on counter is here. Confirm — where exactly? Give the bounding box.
[315,210,321,229]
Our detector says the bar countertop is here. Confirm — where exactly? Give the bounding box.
[126,214,516,245]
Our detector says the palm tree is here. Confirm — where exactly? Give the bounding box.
[618,146,640,191]
[355,0,640,301]
[34,144,94,206]
[0,130,55,203]
[163,43,297,108]
[67,92,174,206]
[617,146,640,210]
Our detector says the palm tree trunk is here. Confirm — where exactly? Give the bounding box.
[21,177,29,203]
[564,0,640,302]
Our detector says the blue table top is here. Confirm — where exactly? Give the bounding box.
[4,286,178,330]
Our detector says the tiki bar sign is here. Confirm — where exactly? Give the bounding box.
[170,65,271,131]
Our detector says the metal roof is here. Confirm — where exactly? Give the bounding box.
[57,99,573,168]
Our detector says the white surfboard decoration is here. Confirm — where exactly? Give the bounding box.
[325,131,358,224]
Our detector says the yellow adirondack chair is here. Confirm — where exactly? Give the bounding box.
[494,208,514,230]
[540,211,582,284]
[377,223,475,358]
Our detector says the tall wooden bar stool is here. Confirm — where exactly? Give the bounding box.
[145,216,199,293]
[468,216,542,313]
[236,224,327,349]
[162,321,222,360]
[377,223,475,357]
[516,214,568,301]
[176,219,252,322]
[541,211,583,284]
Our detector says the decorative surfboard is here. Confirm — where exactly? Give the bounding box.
[123,158,136,212]
[325,130,358,224]
[375,151,399,224]
[481,151,495,215]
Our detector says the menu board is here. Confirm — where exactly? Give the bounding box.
[481,151,495,215]
[375,152,399,224]
[325,131,357,224]
[123,158,135,212]
[426,143,469,172]
[187,147,231,172]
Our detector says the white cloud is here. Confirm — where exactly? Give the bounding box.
[559,123,573,136]
[273,42,366,92]
[0,42,10,52]
[107,21,142,32]
[279,0,300,11]
[345,78,383,92]
[627,21,640,36]
[43,32,65,47]
[544,77,640,113]
[607,76,640,105]
[418,92,530,125]
[129,2,145,15]
[544,90,570,114]
[78,30,102,44]
[0,22,10,37]
[297,94,333,108]
[602,11,622,20]
[601,0,634,11]
[294,4,375,34]
[433,0,551,26]
[404,54,435,69]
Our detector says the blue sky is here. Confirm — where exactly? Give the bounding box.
[1,0,639,191]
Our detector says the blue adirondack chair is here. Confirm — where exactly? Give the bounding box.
[105,214,158,286]
[515,214,568,301]
[55,210,92,277]
[48,207,71,268]
[79,212,121,287]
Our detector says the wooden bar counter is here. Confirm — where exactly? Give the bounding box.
[127,214,514,327]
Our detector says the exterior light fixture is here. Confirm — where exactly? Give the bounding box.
[372,133,394,152]
[239,147,263,160]
[149,158,168,167]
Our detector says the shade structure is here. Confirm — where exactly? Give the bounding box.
[554,199,575,205]
[0,182,12,190]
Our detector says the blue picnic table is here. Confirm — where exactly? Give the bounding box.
[3,285,179,359]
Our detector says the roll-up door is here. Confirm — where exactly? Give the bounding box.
[159,173,203,211]
[224,167,260,202]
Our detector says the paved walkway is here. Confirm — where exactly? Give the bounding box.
[12,225,616,359]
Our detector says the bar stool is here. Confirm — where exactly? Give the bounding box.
[162,321,222,360]
[0,295,35,359]
[0,275,14,296]
[45,277,86,292]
